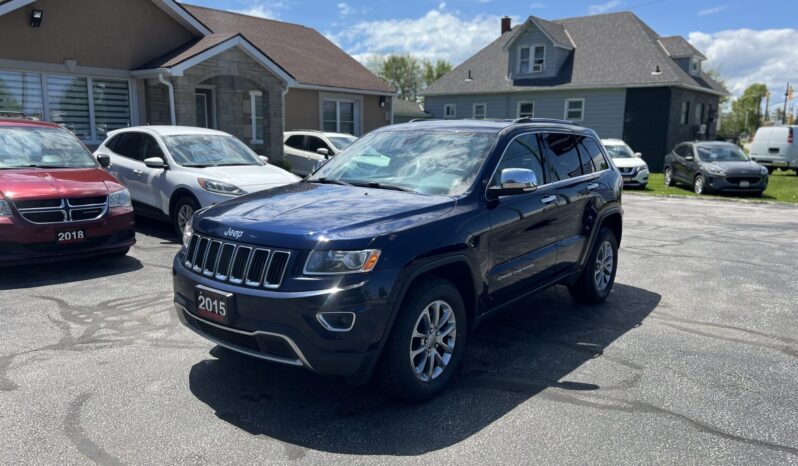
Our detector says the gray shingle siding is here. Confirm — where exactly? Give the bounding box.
[425,88,626,139]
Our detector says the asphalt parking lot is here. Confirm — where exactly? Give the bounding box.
[1,195,797,465]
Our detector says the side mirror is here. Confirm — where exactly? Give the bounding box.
[258,155,269,164]
[634,152,642,158]
[96,153,111,168]
[487,168,538,198]
[316,148,330,157]
[143,157,167,169]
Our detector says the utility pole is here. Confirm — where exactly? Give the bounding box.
[784,83,792,124]
[764,91,771,122]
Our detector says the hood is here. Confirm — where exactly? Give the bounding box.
[195,182,456,248]
[611,157,648,169]
[704,160,765,175]
[184,164,299,189]
[0,167,123,200]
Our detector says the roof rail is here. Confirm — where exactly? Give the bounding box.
[0,111,39,121]
[512,117,574,125]
[408,118,436,123]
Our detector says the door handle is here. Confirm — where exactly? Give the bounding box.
[587,183,600,190]
[541,195,558,205]
[133,169,143,175]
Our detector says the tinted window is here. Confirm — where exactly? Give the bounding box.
[142,135,164,159]
[105,135,120,152]
[491,134,545,187]
[579,138,609,171]
[307,136,331,153]
[543,133,583,180]
[113,133,143,160]
[573,135,595,174]
[674,144,691,158]
[285,135,305,150]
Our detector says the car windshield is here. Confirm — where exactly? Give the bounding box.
[328,135,357,151]
[0,126,97,169]
[697,145,749,162]
[604,144,635,159]
[163,134,263,167]
[308,130,498,196]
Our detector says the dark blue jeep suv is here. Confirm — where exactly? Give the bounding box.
[172,119,623,400]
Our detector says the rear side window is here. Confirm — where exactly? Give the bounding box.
[112,133,144,160]
[578,137,609,172]
[285,135,305,150]
[543,133,583,180]
[491,133,546,186]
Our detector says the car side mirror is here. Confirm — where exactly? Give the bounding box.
[634,152,642,158]
[316,148,330,157]
[487,168,538,198]
[144,157,167,169]
[96,153,111,168]
[258,155,269,164]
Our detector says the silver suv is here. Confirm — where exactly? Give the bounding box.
[283,130,357,176]
[95,126,299,234]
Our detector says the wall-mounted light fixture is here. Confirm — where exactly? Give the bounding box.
[379,96,386,108]
[30,9,43,27]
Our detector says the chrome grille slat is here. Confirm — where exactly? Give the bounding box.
[13,196,108,224]
[183,234,291,289]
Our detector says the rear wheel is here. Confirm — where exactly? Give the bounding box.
[172,196,199,237]
[568,228,618,304]
[693,174,706,195]
[664,167,674,186]
[376,278,467,401]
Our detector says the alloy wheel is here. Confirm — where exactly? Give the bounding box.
[177,204,195,232]
[664,168,672,186]
[694,175,705,194]
[593,240,614,292]
[409,300,457,382]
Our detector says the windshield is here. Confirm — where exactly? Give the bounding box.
[309,130,498,196]
[328,135,357,151]
[697,145,749,162]
[604,144,635,159]
[0,126,96,169]
[163,135,262,167]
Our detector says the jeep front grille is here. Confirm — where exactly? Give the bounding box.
[13,196,108,224]
[184,234,291,289]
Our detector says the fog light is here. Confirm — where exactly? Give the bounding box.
[317,312,356,332]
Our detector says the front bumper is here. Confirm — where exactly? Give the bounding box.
[172,254,400,379]
[707,174,768,193]
[0,208,136,265]
[749,156,797,169]
[621,168,649,187]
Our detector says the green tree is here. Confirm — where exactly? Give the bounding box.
[369,54,454,101]
[718,83,768,141]
[423,60,453,86]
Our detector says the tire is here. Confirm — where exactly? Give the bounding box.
[107,247,130,258]
[568,228,619,305]
[376,278,467,401]
[663,167,674,187]
[693,174,706,195]
[172,196,200,237]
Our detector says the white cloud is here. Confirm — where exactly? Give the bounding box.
[530,2,546,8]
[337,2,354,16]
[697,5,727,16]
[588,0,621,15]
[689,28,798,99]
[231,1,286,19]
[330,9,504,65]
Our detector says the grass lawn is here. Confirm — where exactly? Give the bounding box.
[631,170,798,204]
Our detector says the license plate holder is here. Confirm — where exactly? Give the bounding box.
[739,181,750,188]
[194,285,235,325]
[57,230,85,243]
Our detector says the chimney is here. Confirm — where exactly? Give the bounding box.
[501,16,511,34]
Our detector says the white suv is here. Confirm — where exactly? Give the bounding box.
[602,139,650,188]
[283,130,357,176]
[95,126,299,234]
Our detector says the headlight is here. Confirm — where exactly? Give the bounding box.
[705,165,726,176]
[0,200,12,216]
[197,178,244,196]
[304,249,381,275]
[108,189,131,208]
[182,220,193,247]
[760,166,769,175]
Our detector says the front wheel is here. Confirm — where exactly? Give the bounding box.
[568,228,619,304]
[376,278,467,401]
[172,196,200,237]
[693,174,706,195]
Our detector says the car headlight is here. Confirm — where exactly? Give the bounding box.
[760,166,769,175]
[108,189,132,208]
[182,220,193,247]
[705,165,726,176]
[304,249,381,275]
[0,199,12,216]
[197,178,244,196]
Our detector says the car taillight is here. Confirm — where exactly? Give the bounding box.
[788,128,794,144]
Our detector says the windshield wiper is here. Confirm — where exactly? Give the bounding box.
[354,181,417,193]
[309,177,353,187]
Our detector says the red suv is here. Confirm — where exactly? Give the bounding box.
[0,119,135,265]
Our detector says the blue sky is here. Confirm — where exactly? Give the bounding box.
[183,0,798,101]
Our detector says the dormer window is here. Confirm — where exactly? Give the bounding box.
[518,45,545,74]
[690,57,701,76]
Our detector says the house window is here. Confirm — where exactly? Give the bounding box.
[0,70,131,143]
[517,101,535,118]
[249,90,263,143]
[323,99,356,134]
[473,103,486,120]
[690,57,701,75]
[564,98,584,121]
[695,102,705,125]
[444,104,456,119]
[680,101,690,126]
[518,45,545,74]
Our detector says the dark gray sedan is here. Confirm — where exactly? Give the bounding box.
[663,142,769,195]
